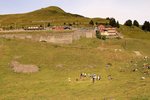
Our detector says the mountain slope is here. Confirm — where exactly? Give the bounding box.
[0,6,107,27]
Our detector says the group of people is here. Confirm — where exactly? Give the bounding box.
[80,72,112,83]
[80,72,101,83]
[78,63,114,83]
[143,63,150,69]
[144,56,149,61]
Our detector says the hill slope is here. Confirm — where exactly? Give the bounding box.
[118,25,150,40]
[0,6,107,27]
[0,37,150,99]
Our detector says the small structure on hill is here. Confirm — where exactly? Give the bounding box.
[96,25,120,38]
[24,26,44,30]
[52,26,71,30]
[52,26,64,30]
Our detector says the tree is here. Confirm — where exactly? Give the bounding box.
[116,21,120,28]
[47,23,51,27]
[96,30,101,39]
[40,25,43,27]
[133,20,139,27]
[10,26,13,30]
[124,20,132,26]
[69,23,72,26]
[142,21,150,31]
[109,18,117,27]
[89,20,94,26]
[102,36,106,40]
[95,22,98,25]
[106,17,110,20]
[64,22,66,25]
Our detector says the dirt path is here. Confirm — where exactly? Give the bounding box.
[10,61,39,73]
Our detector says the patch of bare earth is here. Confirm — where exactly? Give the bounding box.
[10,61,39,73]
[133,51,142,56]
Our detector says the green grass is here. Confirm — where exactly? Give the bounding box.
[0,6,150,99]
[0,34,150,100]
[0,6,107,28]
[118,25,150,40]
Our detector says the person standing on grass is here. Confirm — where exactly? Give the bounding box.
[97,75,101,80]
[92,75,97,83]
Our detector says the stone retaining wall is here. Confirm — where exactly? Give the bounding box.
[0,30,95,44]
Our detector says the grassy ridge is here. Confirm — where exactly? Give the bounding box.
[0,6,107,28]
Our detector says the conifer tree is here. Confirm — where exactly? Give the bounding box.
[133,20,139,27]
[89,20,94,26]
[124,20,132,26]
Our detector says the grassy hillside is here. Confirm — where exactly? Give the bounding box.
[118,25,150,40]
[0,6,107,28]
[0,6,150,99]
[0,36,150,99]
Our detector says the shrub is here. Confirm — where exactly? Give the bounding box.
[96,31,101,39]
[102,36,106,40]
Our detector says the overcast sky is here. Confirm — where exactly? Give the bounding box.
[0,0,150,24]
